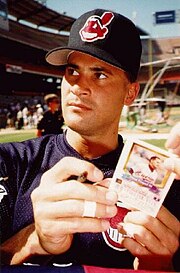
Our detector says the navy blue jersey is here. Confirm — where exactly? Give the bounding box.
[37,110,64,135]
[0,132,179,269]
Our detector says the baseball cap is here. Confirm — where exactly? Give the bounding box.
[46,9,142,81]
[44,93,59,104]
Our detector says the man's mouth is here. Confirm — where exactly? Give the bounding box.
[68,102,91,111]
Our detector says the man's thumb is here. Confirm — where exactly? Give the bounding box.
[164,158,180,179]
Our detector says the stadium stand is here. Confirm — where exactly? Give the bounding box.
[0,0,179,106]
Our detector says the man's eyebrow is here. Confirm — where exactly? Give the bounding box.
[67,63,113,75]
[91,66,113,75]
[66,63,79,69]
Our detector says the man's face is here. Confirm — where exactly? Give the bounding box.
[49,99,60,111]
[61,51,132,136]
[150,158,162,170]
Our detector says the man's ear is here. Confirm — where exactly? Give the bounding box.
[124,82,140,106]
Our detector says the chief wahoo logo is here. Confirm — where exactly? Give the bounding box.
[102,206,130,251]
[79,12,114,42]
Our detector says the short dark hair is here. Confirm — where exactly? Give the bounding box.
[149,156,160,162]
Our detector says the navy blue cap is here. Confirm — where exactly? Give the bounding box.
[46,9,142,81]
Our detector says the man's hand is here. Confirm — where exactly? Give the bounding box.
[1,224,49,265]
[165,122,180,155]
[164,122,180,179]
[31,157,118,254]
[118,206,180,271]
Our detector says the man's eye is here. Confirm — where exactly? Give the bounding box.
[96,73,107,79]
[67,67,79,76]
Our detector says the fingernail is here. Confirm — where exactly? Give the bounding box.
[106,206,117,217]
[93,168,103,180]
[106,191,118,204]
[117,222,123,229]
[164,158,175,172]
[117,223,126,233]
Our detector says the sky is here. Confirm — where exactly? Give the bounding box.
[46,0,180,38]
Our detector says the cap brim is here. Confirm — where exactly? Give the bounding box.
[45,46,126,74]
[46,47,72,66]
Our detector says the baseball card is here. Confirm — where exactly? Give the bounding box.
[110,138,176,217]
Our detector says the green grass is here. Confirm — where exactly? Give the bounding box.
[0,130,166,151]
[143,139,166,150]
[0,131,36,143]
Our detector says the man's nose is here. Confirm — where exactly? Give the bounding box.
[71,86,89,96]
[71,77,90,96]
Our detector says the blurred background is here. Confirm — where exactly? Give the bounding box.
[0,0,179,144]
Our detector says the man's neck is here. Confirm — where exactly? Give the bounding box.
[66,128,119,160]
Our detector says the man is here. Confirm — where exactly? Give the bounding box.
[36,94,64,137]
[128,156,162,184]
[164,122,180,179]
[0,9,179,271]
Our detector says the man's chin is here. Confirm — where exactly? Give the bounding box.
[65,116,88,129]
[66,123,95,137]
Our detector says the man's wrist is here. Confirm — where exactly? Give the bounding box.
[1,224,49,265]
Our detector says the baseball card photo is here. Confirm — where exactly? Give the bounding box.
[110,138,176,217]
